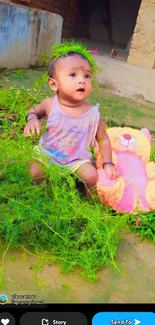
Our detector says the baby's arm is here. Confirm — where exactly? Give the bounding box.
[96,118,118,179]
[24,97,53,136]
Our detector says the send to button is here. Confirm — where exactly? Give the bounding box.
[92,312,155,325]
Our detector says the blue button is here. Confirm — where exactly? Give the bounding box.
[92,312,155,325]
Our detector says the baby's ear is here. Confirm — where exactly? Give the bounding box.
[48,78,58,92]
[141,128,152,141]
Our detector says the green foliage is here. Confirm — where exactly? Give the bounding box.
[150,149,155,163]
[43,40,100,75]
[0,86,126,282]
[128,211,155,243]
[33,72,49,89]
[41,40,101,89]
[15,69,25,77]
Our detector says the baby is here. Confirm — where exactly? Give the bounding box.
[24,41,118,198]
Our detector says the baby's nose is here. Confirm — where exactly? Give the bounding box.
[79,79,85,84]
[123,134,131,140]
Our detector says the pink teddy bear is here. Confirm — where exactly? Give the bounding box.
[96,127,155,213]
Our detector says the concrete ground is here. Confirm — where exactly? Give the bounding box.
[77,38,155,103]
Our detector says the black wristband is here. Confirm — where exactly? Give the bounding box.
[26,117,37,122]
[103,162,115,167]
[26,112,38,122]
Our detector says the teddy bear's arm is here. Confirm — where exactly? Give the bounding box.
[146,179,155,210]
[145,162,155,180]
[97,174,125,208]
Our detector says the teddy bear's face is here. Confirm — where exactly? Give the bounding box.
[107,127,151,162]
[119,133,137,151]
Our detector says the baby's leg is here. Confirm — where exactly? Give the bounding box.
[75,162,98,200]
[29,161,46,185]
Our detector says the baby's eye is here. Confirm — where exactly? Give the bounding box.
[69,73,76,77]
[85,74,91,79]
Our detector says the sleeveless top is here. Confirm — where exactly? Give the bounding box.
[39,95,100,169]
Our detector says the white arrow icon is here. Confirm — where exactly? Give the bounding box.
[135,320,141,325]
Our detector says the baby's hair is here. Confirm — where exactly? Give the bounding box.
[47,41,99,78]
[48,52,90,78]
[48,58,55,78]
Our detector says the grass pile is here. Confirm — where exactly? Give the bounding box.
[0,85,155,284]
[0,86,127,282]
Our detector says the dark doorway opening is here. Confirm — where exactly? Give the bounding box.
[75,0,142,49]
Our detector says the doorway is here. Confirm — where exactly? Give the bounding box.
[75,0,142,48]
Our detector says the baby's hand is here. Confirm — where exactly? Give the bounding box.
[24,119,42,137]
[104,164,119,179]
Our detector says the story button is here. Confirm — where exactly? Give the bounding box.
[20,312,87,325]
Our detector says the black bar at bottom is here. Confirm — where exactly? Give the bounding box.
[20,312,87,325]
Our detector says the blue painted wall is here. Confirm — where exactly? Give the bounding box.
[0,2,63,69]
[0,3,29,53]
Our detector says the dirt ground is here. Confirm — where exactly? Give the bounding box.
[2,233,155,303]
[78,38,155,103]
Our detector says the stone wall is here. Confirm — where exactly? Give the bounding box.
[0,1,63,69]
[10,0,79,37]
[128,0,155,68]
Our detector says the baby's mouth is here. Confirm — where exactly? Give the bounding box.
[76,88,85,92]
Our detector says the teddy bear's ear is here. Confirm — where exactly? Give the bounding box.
[141,128,152,141]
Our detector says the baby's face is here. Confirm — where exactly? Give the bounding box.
[54,54,92,103]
